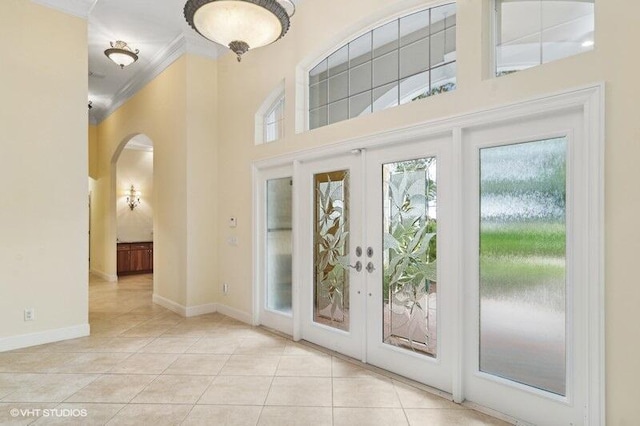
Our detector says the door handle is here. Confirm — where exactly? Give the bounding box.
[366,262,375,273]
[349,261,362,272]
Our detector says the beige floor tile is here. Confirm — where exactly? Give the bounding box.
[32,403,124,425]
[2,374,98,403]
[0,403,57,425]
[257,406,332,426]
[119,324,172,338]
[185,337,240,355]
[234,338,287,356]
[108,353,179,375]
[265,377,332,407]
[0,374,47,399]
[131,375,213,404]
[138,337,199,354]
[164,354,229,375]
[219,355,280,376]
[52,353,132,374]
[276,355,332,377]
[95,337,154,353]
[0,354,71,374]
[105,403,192,426]
[333,377,401,408]
[198,375,272,405]
[333,407,408,426]
[282,342,327,357]
[404,408,512,426]
[332,357,385,378]
[181,405,261,426]
[393,381,459,409]
[65,374,156,403]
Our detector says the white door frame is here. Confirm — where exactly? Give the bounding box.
[252,83,604,424]
[253,164,295,335]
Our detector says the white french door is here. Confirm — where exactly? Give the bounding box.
[298,153,365,359]
[256,165,294,335]
[259,87,602,425]
[462,108,589,424]
[298,134,453,389]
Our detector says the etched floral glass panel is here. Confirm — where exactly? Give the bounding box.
[382,158,437,356]
[314,170,350,331]
[479,138,567,396]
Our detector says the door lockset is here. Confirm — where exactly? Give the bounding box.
[349,261,362,272]
[367,247,374,257]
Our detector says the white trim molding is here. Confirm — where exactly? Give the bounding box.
[214,303,253,325]
[0,324,90,352]
[152,294,251,322]
[89,268,117,282]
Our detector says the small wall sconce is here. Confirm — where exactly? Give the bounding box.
[126,185,141,210]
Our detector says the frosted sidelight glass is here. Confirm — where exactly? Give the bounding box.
[382,158,437,357]
[479,138,567,396]
[314,170,350,331]
[266,178,293,313]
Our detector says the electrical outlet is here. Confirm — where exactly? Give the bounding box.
[24,308,35,321]
[223,283,229,295]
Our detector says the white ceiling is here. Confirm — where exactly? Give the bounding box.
[33,0,226,123]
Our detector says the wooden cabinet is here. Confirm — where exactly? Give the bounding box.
[117,242,153,275]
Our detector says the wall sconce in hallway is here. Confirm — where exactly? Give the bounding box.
[126,185,141,210]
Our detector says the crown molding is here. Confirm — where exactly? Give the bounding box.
[31,0,97,19]
[95,33,224,124]
[95,34,187,123]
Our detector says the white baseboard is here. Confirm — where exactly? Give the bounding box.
[215,303,252,325]
[152,294,251,323]
[0,324,90,352]
[89,268,117,282]
[186,303,217,317]
[152,294,187,316]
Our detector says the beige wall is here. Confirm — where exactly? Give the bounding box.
[88,124,98,179]
[0,1,88,340]
[213,0,639,423]
[93,54,218,309]
[116,148,154,243]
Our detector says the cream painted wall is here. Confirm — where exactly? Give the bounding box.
[93,54,218,309]
[88,124,98,179]
[212,0,639,423]
[116,148,154,243]
[0,1,88,340]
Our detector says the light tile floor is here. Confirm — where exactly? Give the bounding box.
[0,274,510,425]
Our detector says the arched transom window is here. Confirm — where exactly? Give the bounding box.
[309,3,457,130]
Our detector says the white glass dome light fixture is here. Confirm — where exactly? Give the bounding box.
[184,0,296,62]
[104,41,139,69]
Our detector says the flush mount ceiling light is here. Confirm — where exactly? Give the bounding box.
[184,0,295,62]
[104,41,139,69]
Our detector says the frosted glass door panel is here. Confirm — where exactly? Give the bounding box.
[382,158,437,357]
[266,178,293,314]
[314,170,350,331]
[479,138,567,396]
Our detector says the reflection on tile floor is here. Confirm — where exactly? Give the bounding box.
[0,274,510,425]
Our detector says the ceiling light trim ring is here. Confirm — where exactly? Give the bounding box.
[184,0,291,60]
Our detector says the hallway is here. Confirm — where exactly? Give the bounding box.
[0,275,507,425]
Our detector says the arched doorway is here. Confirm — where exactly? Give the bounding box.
[109,134,155,283]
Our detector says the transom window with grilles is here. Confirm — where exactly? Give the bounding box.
[308,3,457,130]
